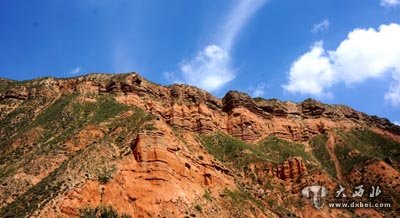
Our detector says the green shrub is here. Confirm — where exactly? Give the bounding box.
[194,204,202,213]
[143,123,157,131]
[80,205,131,218]
[203,190,212,201]
[97,166,116,184]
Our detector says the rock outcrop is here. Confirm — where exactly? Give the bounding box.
[1,73,397,142]
[1,72,399,218]
[42,120,236,217]
[274,157,308,181]
[222,91,272,119]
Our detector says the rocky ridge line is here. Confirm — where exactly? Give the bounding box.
[1,73,399,136]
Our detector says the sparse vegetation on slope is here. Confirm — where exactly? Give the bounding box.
[222,188,267,217]
[0,92,154,217]
[200,133,312,217]
[310,134,337,178]
[335,129,400,173]
[201,133,316,169]
[1,73,399,217]
[200,133,266,169]
[80,205,131,218]
[257,136,316,168]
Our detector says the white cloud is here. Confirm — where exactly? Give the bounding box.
[69,67,81,75]
[179,45,234,91]
[219,0,268,52]
[283,42,335,97]
[251,83,266,97]
[311,19,330,33]
[332,24,400,84]
[165,0,267,92]
[283,23,400,105]
[381,0,400,7]
[394,121,400,125]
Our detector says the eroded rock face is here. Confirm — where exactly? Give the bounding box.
[300,98,326,117]
[1,73,399,218]
[226,107,269,141]
[256,99,288,117]
[1,73,397,142]
[131,130,188,179]
[167,102,220,133]
[222,91,272,119]
[274,157,308,181]
[3,87,30,100]
[348,159,400,193]
[248,157,308,182]
[46,120,235,217]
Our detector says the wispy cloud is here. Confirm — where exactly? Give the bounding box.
[394,121,400,126]
[311,19,330,33]
[69,67,82,75]
[163,71,182,84]
[218,0,268,52]
[381,0,400,8]
[250,83,266,97]
[283,23,400,106]
[111,40,136,73]
[166,0,267,92]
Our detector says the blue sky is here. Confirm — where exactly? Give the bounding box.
[1,0,400,123]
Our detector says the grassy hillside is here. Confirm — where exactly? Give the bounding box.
[200,133,315,169]
[310,134,337,179]
[0,94,153,217]
[335,129,400,174]
[199,133,312,217]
